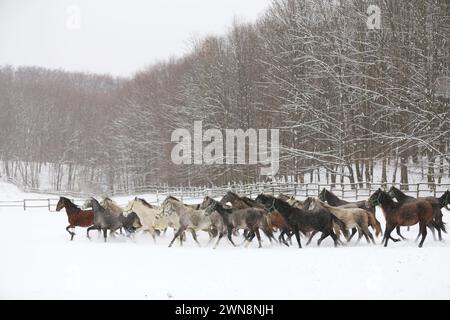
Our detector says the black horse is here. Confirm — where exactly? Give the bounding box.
[255,194,345,248]
[388,186,447,241]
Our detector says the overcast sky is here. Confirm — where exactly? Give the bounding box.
[0,0,273,77]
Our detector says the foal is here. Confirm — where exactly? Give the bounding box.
[56,197,94,241]
[369,189,434,247]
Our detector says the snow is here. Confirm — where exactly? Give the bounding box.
[0,181,449,299]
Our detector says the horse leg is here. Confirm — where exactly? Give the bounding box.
[66,225,75,241]
[279,231,289,247]
[169,228,185,248]
[103,228,108,242]
[427,224,437,241]
[363,225,375,244]
[317,232,329,247]
[306,231,318,246]
[418,222,427,248]
[329,231,339,247]
[86,226,97,240]
[254,228,262,248]
[347,228,358,242]
[293,227,302,248]
[245,231,256,247]
[213,232,225,249]
[383,225,395,247]
[395,226,406,240]
[190,229,201,247]
[227,226,237,247]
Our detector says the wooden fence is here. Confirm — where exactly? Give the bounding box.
[0,181,449,211]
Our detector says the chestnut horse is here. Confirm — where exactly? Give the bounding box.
[369,189,434,247]
[56,197,94,241]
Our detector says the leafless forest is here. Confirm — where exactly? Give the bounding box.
[0,0,449,193]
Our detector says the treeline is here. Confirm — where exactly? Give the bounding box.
[0,0,449,193]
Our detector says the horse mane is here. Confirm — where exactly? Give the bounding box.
[240,196,261,207]
[167,196,181,202]
[379,191,400,209]
[323,190,342,203]
[137,198,154,208]
[389,186,412,201]
[62,197,79,210]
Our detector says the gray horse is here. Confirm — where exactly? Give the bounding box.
[83,197,123,242]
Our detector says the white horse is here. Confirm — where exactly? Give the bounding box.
[159,196,215,247]
[123,197,160,241]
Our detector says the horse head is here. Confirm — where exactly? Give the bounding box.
[444,190,450,210]
[368,188,383,207]
[55,197,67,212]
[318,188,327,201]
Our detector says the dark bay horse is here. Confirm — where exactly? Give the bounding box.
[388,186,447,240]
[369,189,434,247]
[56,197,94,241]
[255,194,345,248]
[319,188,383,237]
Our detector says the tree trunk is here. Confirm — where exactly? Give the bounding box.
[346,164,356,189]
[381,158,387,188]
[400,155,409,191]
[355,160,364,188]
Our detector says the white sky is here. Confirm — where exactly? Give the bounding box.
[0,0,273,78]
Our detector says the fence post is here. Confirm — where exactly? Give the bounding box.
[48,199,51,211]
[23,200,26,211]
[355,187,358,200]
[416,184,419,198]
[156,189,159,206]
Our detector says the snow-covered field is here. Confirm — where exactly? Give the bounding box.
[0,182,449,299]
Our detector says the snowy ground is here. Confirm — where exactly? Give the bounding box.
[0,182,449,299]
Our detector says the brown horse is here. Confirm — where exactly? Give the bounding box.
[369,189,434,247]
[56,197,94,241]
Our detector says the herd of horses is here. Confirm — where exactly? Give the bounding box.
[55,186,450,248]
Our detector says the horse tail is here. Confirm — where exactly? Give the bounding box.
[331,215,347,237]
[263,214,276,233]
[367,212,383,237]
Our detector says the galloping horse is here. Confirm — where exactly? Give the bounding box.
[319,188,382,237]
[123,197,161,241]
[102,198,141,235]
[201,196,267,249]
[388,186,447,240]
[56,197,94,241]
[160,196,215,247]
[220,191,280,244]
[369,189,434,247]
[304,197,375,244]
[83,198,123,242]
[255,194,345,248]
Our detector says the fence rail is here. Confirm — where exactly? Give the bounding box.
[1,181,449,211]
